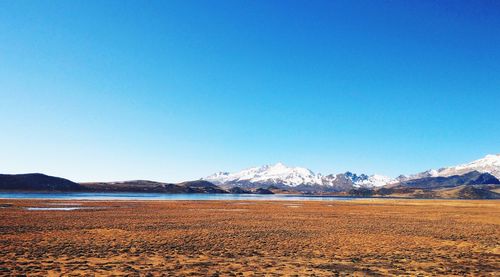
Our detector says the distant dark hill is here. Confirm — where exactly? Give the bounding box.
[455,186,500,199]
[348,188,375,197]
[81,180,192,193]
[82,180,227,193]
[228,187,251,194]
[398,171,500,189]
[0,173,84,191]
[178,180,215,188]
[254,188,274,194]
[178,180,227,193]
[0,174,227,194]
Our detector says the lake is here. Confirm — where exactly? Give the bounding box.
[0,192,358,201]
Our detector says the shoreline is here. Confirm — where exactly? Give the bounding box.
[1,191,498,201]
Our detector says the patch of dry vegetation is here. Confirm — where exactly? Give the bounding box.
[0,199,499,276]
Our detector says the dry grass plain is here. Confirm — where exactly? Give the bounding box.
[0,199,499,276]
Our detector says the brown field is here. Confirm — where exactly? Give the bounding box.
[0,199,499,276]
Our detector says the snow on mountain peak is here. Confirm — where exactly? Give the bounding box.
[440,154,500,178]
[204,154,500,190]
[406,154,500,180]
[204,163,392,188]
[472,154,500,166]
[214,162,320,187]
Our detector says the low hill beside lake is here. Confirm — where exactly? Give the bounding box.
[0,174,226,194]
[0,173,85,191]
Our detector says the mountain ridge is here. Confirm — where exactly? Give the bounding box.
[1,153,499,199]
[404,154,500,180]
[205,162,393,192]
[204,154,500,192]
[0,174,228,194]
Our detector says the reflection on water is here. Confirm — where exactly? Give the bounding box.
[0,192,357,201]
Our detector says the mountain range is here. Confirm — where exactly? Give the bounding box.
[204,163,392,192]
[1,154,499,199]
[400,154,500,181]
[204,154,500,193]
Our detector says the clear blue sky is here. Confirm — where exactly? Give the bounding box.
[1,1,499,182]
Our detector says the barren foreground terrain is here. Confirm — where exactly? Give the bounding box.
[0,199,499,276]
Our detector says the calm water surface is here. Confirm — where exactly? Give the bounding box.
[0,192,358,201]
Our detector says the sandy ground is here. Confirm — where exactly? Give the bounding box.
[0,199,499,276]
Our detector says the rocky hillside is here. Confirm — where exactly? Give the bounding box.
[351,172,500,199]
[397,171,499,189]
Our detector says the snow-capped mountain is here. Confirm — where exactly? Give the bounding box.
[205,163,322,187]
[204,163,391,191]
[355,174,395,188]
[204,154,500,192]
[405,154,500,180]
